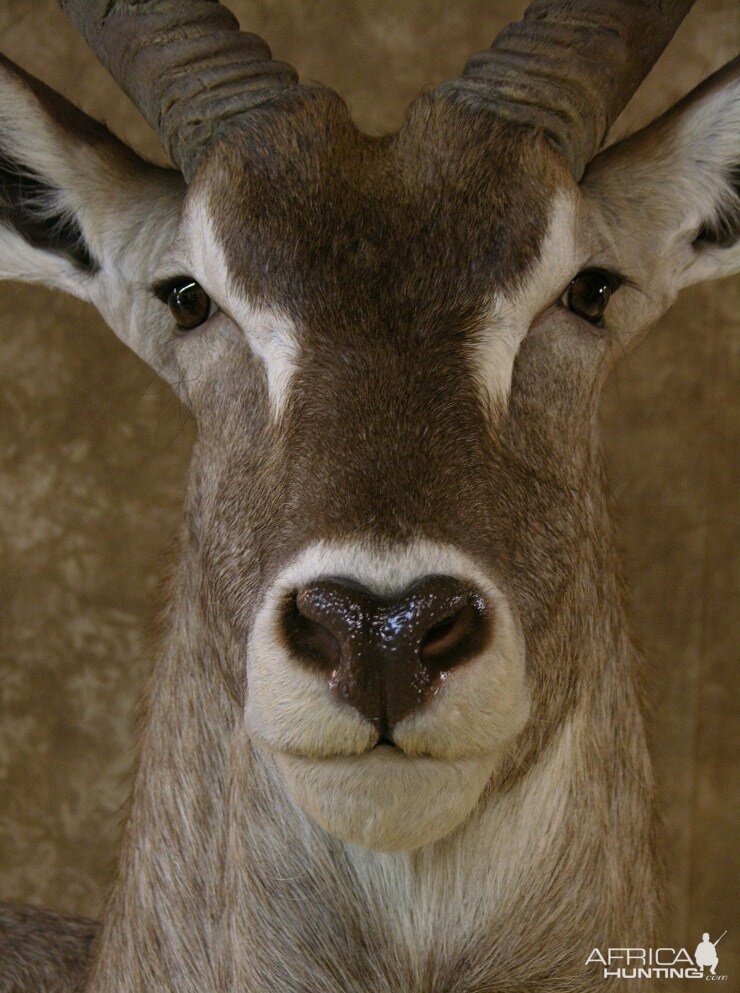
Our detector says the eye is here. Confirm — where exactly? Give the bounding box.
[156,277,214,331]
[563,268,621,326]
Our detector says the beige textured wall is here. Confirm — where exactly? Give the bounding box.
[0,0,737,977]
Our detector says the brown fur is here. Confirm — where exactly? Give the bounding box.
[0,904,96,993]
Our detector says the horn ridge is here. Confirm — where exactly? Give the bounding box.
[59,0,306,180]
[436,0,695,178]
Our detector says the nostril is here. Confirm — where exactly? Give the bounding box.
[420,603,477,661]
[284,590,342,671]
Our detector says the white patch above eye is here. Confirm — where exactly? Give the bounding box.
[470,193,580,413]
[174,196,300,416]
[238,308,299,415]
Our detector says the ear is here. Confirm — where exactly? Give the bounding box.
[0,54,186,388]
[581,58,739,335]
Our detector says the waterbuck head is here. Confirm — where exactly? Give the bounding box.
[1,1,738,853]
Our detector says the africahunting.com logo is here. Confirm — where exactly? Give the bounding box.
[586,931,728,981]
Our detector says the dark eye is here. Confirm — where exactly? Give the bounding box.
[564,269,621,326]
[158,277,213,331]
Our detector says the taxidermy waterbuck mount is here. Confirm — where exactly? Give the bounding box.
[0,0,738,990]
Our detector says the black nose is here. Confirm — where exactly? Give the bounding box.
[283,575,490,736]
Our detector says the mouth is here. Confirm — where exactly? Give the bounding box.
[272,743,500,851]
[269,735,443,763]
[262,725,493,764]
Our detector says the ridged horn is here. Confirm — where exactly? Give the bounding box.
[59,0,305,181]
[437,0,696,178]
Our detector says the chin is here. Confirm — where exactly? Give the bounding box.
[274,746,499,852]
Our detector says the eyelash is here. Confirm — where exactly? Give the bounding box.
[152,276,193,304]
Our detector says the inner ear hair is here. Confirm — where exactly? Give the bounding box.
[0,150,97,272]
[692,163,740,250]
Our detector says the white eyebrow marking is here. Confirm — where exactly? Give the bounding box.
[239,308,299,415]
[179,195,301,417]
[470,193,579,414]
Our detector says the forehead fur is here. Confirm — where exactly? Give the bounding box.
[194,90,569,337]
